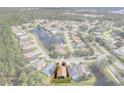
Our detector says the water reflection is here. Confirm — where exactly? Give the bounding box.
[32,27,64,50]
[91,65,110,86]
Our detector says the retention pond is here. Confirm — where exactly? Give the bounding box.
[32,27,64,50]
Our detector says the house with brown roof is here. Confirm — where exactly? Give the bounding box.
[51,62,70,83]
[56,63,67,79]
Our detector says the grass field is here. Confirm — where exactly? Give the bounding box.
[41,74,96,86]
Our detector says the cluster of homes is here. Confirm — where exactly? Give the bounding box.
[34,19,81,34]
[54,43,66,56]
[91,20,123,46]
[91,25,124,61]
[111,31,124,60]
[34,19,67,35]
[12,26,46,71]
[67,63,91,81]
[89,21,124,83]
[42,61,91,82]
[67,29,92,57]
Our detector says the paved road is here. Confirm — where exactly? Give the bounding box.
[50,57,97,64]
[64,31,74,53]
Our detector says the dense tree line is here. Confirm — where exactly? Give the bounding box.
[0,24,48,85]
[0,25,25,85]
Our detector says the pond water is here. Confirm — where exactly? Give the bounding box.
[32,27,64,50]
[91,65,110,86]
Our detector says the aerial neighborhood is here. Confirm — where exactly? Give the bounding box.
[1,8,124,86]
[11,15,124,85]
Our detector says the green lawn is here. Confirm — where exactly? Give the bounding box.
[49,75,96,86]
